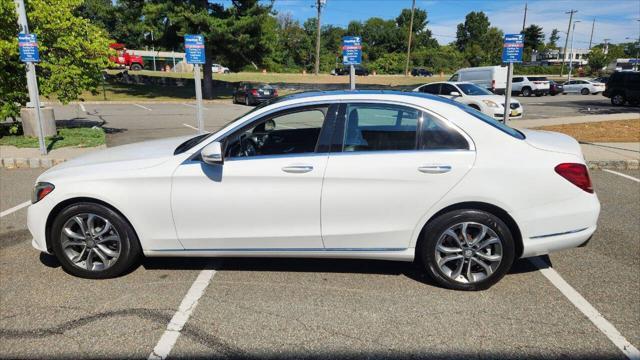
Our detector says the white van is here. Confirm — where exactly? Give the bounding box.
[449,66,508,94]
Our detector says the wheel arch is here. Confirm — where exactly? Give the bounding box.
[416,201,523,259]
[45,197,140,254]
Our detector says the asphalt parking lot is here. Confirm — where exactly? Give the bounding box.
[1,94,639,359]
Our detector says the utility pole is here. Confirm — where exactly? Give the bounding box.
[314,0,326,75]
[522,2,528,32]
[404,0,416,76]
[588,18,595,49]
[560,9,577,77]
[603,38,610,55]
[13,0,46,155]
[568,20,580,82]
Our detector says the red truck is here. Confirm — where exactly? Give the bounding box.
[109,43,144,70]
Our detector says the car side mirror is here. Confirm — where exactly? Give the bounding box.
[201,141,224,165]
[450,91,461,96]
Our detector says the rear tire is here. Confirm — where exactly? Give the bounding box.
[581,88,590,95]
[130,63,142,71]
[51,202,141,279]
[418,209,515,291]
[611,93,626,106]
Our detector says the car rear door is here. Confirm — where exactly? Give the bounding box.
[320,102,476,249]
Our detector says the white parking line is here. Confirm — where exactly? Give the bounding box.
[182,103,209,111]
[603,169,640,183]
[0,201,30,218]
[182,123,199,131]
[148,267,217,360]
[133,103,152,111]
[79,103,86,112]
[529,257,640,360]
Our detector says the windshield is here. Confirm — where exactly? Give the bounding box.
[457,83,493,96]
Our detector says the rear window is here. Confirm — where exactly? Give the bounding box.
[450,102,525,139]
[257,84,273,90]
[529,77,548,81]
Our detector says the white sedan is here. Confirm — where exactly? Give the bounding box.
[27,91,600,290]
[562,79,606,95]
[414,81,523,120]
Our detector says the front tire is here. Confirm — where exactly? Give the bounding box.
[418,209,515,291]
[51,202,141,279]
[521,87,532,97]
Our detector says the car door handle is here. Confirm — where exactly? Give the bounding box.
[418,164,452,174]
[282,165,314,173]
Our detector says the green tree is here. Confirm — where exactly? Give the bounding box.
[0,0,26,120]
[546,28,560,49]
[396,8,437,50]
[455,11,490,53]
[1,0,111,120]
[523,24,544,60]
[586,47,610,74]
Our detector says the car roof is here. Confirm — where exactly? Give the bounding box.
[261,89,455,107]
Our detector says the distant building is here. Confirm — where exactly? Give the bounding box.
[606,58,640,72]
[532,48,590,66]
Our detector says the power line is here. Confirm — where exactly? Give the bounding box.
[560,9,577,77]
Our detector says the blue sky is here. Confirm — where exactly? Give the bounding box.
[260,0,639,47]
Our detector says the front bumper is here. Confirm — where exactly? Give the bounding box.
[27,199,52,254]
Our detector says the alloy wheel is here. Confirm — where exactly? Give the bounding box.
[60,213,121,271]
[434,222,503,284]
[612,94,625,105]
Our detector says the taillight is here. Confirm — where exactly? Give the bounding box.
[273,89,278,97]
[554,163,593,193]
[32,182,55,203]
[251,89,258,96]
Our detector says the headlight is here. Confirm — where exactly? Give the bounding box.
[32,182,55,204]
[482,100,499,108]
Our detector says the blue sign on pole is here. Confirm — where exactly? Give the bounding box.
[184,34,205,64]
[342,36,362,65]
[18,33,39,62]
[502,34,524,63]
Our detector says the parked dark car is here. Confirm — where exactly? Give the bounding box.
[548,80,564,96]
[233,83,278,106]
[332,65,369,76]
[411,68,433,77]
[603,71,640,106]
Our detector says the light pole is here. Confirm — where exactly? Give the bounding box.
[568,20,581,82]
[146,31,156,71]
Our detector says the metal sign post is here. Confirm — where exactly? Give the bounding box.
[184,34,206,133]
[501,34,524,124]
[342,36,362,91]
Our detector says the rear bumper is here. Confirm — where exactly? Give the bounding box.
[518,193,600,258]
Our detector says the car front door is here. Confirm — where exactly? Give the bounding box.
[564,80,576,93]
[171,104,336,250]
[320,102,476,249]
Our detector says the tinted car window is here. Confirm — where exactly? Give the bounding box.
[441,84,459,95]
[420,114,469,150]
[529,77,547,81]
[225,106,327,158]
[420,84,440,94]
[342,104,418,152]
[458,83,492,95]
[512,77,523,82]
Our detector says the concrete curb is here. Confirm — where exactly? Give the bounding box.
[2,157,638,170]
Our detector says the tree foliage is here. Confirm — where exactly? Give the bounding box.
[523,24,544,60]
[454,11,502,67]
[1,0,111,119]
[547,28,560,49]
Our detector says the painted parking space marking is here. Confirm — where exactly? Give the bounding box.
[134,103,152,111]
[79,103,86,112]
[148,266,218,360]
[529,257,640,360]
[0,201,30,218]
[182,123,199,131]
[182,103,209,111]
[603,169,640,183]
